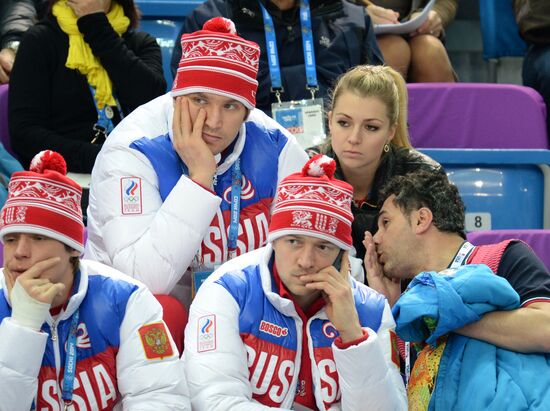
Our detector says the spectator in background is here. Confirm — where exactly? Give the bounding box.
[0,150,190,410]
[85,18,308,313]
[171,0,383,115]
[309,65,443,261]
[0,0,47,83]
[515,0,550,139]
[360,0,457,82]
[8,0,166,173]
[184,155,406,410]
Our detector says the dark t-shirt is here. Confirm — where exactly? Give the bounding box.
[495,241,550,305]
[402,241,550,379]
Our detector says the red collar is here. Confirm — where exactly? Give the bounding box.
[50,298,70,316]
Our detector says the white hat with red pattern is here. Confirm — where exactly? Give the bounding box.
[268,155,354,250]
[0,150,84,252]
[171,17,260,109]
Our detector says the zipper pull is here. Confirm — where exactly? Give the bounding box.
[51,321,58,341]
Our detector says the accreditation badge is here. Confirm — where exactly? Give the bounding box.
[191,262,222,298]
[272,98,326,149]
[192,268,213,297]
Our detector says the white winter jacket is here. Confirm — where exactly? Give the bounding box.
[0,259,190,410]
[85,93,308,298]
[185,245,408,411]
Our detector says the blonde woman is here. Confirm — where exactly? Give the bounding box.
[310,65,443,260]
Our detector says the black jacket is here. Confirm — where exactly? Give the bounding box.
[171,0,383,115]
[8,12,166,172]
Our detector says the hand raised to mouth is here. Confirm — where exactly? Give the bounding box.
[7,257,65,305]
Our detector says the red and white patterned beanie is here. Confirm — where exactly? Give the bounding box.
[171,17,260,109]
[268,155,354,250]
[0,150,84,253]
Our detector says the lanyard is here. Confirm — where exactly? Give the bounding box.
[88,85,122,143]
[299,0,318,95]
[259,0,319,102]
[181,158,241,260]
[62,310,80,408]
[449,241,475,269]
[228,159,242,259]
[404,341,410,388]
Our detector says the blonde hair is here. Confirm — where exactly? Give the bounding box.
[329,65,412,149]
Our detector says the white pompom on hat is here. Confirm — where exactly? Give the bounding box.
[0,150,84,253]
[268,155,354,250]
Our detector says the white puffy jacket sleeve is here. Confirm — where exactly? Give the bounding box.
[87,148,220,294]
[117,283,190,409]
[332,302,407,411]
[184,279,291,411]
[0,316,48,410]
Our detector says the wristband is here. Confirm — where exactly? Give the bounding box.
[334,329,369,349]
[10,281,51,330]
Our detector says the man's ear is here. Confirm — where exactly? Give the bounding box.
[413,207,433,234]
[70,249,81,257]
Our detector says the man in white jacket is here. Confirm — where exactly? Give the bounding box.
[84,17,308,310]
[0,151,190,410]
[184,155,407,410]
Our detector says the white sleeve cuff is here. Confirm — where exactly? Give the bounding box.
[10,281,51,330]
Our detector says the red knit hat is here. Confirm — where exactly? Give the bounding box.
[0,150,84,253]
[268,155,354,250]
[171,17,260,109]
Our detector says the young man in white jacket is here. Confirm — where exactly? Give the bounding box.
[184,155,407,410]
[0,151,190,410]
[84,17,308,310]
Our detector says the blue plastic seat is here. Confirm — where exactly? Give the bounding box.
[139,19,184,89]
[136,0,205,89]
[421,149,550,231]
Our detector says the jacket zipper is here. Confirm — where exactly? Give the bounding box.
[51,319,58,341]
[50,319,64,408]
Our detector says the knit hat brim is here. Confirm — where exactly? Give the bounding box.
[0,224,84,253]
[268,229,352,251]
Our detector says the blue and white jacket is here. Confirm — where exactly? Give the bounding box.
[184,245,407,411]
[0,259,189,410]
[85,93,308,296]
[394,264,550,411]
